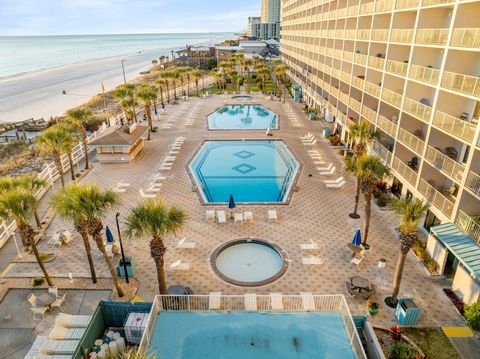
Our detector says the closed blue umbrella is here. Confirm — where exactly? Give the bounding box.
[352,228,362,246]
[228,194,236,210]
[106,226,114,243]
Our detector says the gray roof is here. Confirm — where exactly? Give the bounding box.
[90,125,149,146]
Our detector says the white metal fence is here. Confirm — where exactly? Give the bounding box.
[139,294,367,359]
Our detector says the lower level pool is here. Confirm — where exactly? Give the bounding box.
[148,311,356,359]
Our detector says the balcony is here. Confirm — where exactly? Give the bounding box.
[375,0,394,12]
[343,50,354,62]
[386,59,408,77]
[451,28,480,48]
[368,56,385,70]
[355,53,368,65]
[365,81,381,97]
[432,110,477,143]
[336,111,347,126]
[415,28,449,46]
[390,29,414,43]
[360,1,375,14]
[339,91,350,105]
[348,5,359,17]
[341,71,351,84]
[409,64,440,85]
[351,76,365,90]
[396,0,420,9]
[441,71,480,98]
[357,30,370,41]
[372,141,392,164]
[392,156,418,186]
[371,29,389,42]
[418,178,455,218]
[423,0,455,5]
[397,128,425,155]
[455,210,480,244]
[381,88,403,108]
[349,98,362,113]
[425,146,465,182]
[403,97,432,123]
[377,114,398,137]
[465,171,480,198]
[362,106,378,124]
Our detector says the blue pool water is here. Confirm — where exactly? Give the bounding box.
[189,141,298,203]
[208,105,278,130]
[148,311,357,359]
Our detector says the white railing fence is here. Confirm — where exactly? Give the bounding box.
[139,294,366,359]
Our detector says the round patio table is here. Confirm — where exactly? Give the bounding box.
[350,276,369,290]
[36,293,56,308]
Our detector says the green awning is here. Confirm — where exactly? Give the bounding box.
[431,223,480,280]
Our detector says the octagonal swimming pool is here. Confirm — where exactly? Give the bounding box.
[188,140,299,203]
[208,104,278,130]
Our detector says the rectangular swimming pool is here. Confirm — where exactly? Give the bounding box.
[147,311,357,359]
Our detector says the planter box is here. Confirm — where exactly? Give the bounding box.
[411,251,443,279]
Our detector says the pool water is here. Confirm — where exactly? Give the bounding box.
[188,140,298,203]
[208,105,278,130]
[148,311,356,359]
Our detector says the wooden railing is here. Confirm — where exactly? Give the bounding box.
[425,146,465,182]
[368,56,385,70]
[364,81,381,97]
[386,59,408,77]
[377,114,398,137]
[395,0,420,9]
[418,179,455,218]
[432,110,477,143]
[375,0,394,12]
[390,29,414,43]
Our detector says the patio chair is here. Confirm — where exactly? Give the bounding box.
[206,209,215,222]
[139,189,156,199]
[209,292,221,310]
[303,139,318,146]
[270,293,284,310]
[317,163,333,171]
[55,314,92,328]
[177,237,196,249]
[268,210,278,223]
[324,177,344,184]
[31,305,49,321]
[350,254,365,269]
[345,282,358,299]
[49,325,86,340]
[244,211,254,223]
[325,180,346,188]
[234,213,244,225]
[39,339,79,355]
[170,260,190,271]
[216,211,227,224]
[51,293,68,311]
[318,166,336,175]
[244,293,257,311]
[300,292,315,311]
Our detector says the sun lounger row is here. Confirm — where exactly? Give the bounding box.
[185,103,202,126]
[324,176,346,188]
[300,132,317,145]
[113,181,130,193]
[282,104,301,128]
[162,103,189,129]
[205,210,278,223]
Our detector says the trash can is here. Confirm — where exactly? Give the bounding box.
[117,256,136,278]
[309,111,317,120]
[323,127,331,137]
[395,297,422,325]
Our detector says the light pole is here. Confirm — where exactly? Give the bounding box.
[121,60,127,84]
[115,212,129,284]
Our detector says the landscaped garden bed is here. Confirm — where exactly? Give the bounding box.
[402,327,461,359]
[410,238,441,277]
[373,326,423,358]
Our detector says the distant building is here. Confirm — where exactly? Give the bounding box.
[248,0,281,40]
[215,40,268,62]
[251,21,280,41]
[175,45,216,67]
[261,0,281,23]
[247,16,261,37]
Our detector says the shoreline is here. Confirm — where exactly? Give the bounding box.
[0,34,231,125]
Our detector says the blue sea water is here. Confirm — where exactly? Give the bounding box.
[148,311,357,359]
[0,32,232,78]
[208,104,278,130]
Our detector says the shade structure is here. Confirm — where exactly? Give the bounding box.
[352,229,362,246]
[228,194,236,210]
[106,226,114,243]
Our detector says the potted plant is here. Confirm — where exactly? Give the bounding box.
[366,299,379,316]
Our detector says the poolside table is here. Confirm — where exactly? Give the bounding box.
[36,293,56,309]
[350,276,369,290]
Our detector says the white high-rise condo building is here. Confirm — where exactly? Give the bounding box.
[281,0,480,304]
[261,0,282,23]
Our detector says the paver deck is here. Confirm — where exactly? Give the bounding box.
[2,93,465,326]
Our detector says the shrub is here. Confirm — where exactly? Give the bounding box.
[366,298,378,310]
[426,259,439,274]
[443,288,465,315]
[31,277,45,287]
[376,195,388,207]
[373,192,381,199]
[464,302,480,330]
[389,341,417,359]
[327,135,341,146]
[390,326,402,341]
[38,253,49,261]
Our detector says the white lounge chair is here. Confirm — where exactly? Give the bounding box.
[318,166,336,175]
[302,256,327,266]
[216,211,227,224]
[299,242,319,250]
[324,177,344,184]
[170,260,190,271]
[55,314,92,328]
[317,163,334,172]
[209,292,221,310]
[113,186,127,193]
[270,293,284,310]
[48,233,63,247]
[177,237,196,249]
[49,325,85,340]
[350,255,365,269]
[302,139,317,146]
[153,174,167,182]
[39,339,79,355]
[234,213,244,225]
[159,163,172,170]
[24,335,46,359]
[268,210,278,223]
[300,292,315,311]
[244,211,253,223]
[244,293,257,311]
[146,184,162,192]
[300,133,313,140]
[164,156,176,162]
[206,209,215,222]
[139,189,156,199]
[326,180,346,188]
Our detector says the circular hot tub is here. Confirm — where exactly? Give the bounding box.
[231,95,253,101]
[210,238,288,286]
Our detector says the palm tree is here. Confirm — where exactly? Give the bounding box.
[66,108,93,170]
[0,175,47,230]
[347,121,380,219]
[50,184,98,283]
[57,123,77,181]
[257,66,270,93]
[114,84,137,123]
[385,198,428,307]
[37,126,75,187]
[136,84,157,139]
[179,67,192,95]
[72,184,124,297]
[156,79,167,106]
[159,72,171,102]
[191,69,202,96]
[274,64,288,102]
[210,69,221,90]
[167,70,180,100]
[0,187,53,284]
[227,70,238,93]
[244,59,253,93]
[218,61,229,90]
[124,200,186,294]
[346,154,390,246]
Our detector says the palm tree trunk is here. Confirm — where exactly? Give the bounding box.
[363,192,372,245]
[34,210,42,229]
[160,88,164,105]
[94,233,124,297]
[53,152,65,187]
[247,69,251,93]
[173,81,177,100]
[145,104,152,140]
[166,83,170,103]
[81,128,89,170]
[154,258,168,294]
[390,249,409,305]
[349,176,361,218]
[20,222,53,286]
[67,151,75,181]
[195,81,199,96]
[79,226,97,283]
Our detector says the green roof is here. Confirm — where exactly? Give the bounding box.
[431,223,480,280]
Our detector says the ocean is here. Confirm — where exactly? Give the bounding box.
[0,32,233,78]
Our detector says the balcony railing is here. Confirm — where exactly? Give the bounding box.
[390,29,414,43]
[371,29,389,42]
[397,128,425,155]
[357,29,370,40]
[368,56,385,70]
[343,50,354,62]
[403,97,432,123]
[341,71,351,84]
[381,88,403,108]
[455,211,480,244]
[351,76,364,89]
[425,146,465,182]
[451,28,480,48]
[418,179,455,218]
[409,64,440,85]
[395,0,420,9]
[423,0,454,5]
[465,171,480,197]
[350,98,362,113]
[364,81,381,97]
[377,114,398,137]
[375,0,394,12]
[339,91,350,105]
[416,28,449,46]
[386,59,408,77]
[360,1,375,14]
[432,110,477,143]
[441,71,480,98]
[362,106,378,124]
[372,141,392,164]
[392,156,418,186]
[355,53,368,65]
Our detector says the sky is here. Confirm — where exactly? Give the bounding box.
[0,0,260,36]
